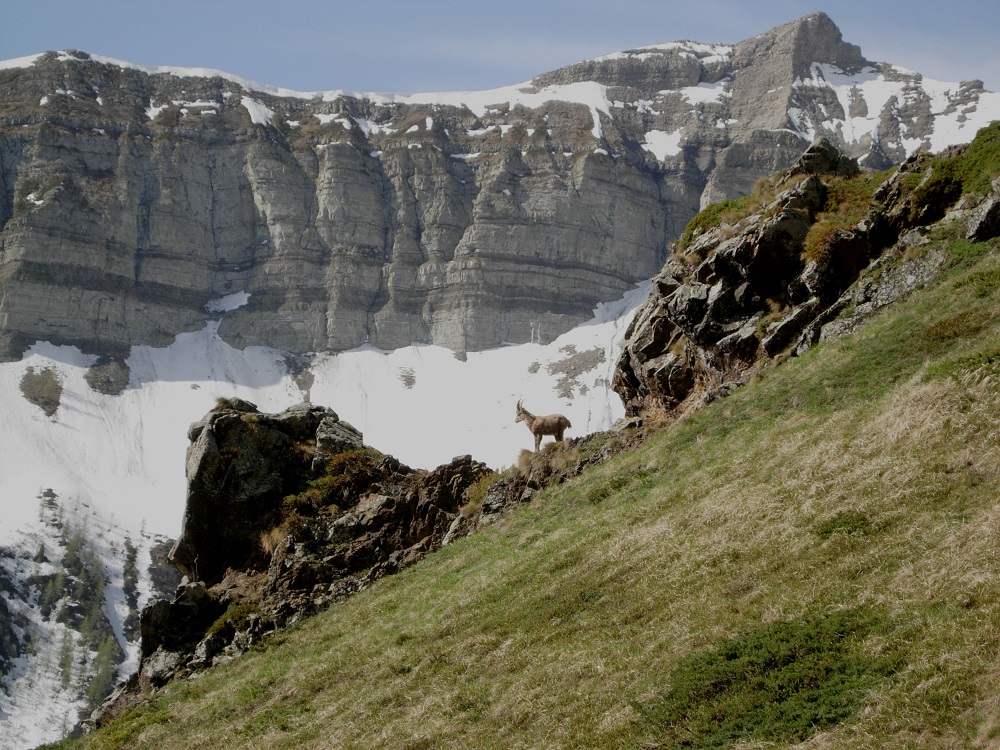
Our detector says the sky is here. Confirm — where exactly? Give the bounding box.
[2,0,999,95]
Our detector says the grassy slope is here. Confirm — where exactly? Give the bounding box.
[62,232,1000,749]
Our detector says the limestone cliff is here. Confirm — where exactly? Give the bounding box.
[1,13,996,360]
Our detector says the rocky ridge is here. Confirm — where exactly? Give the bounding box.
[613,130,1000,418]
[2,13,996,360]
[90,400,490,726]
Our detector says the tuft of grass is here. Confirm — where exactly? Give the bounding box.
[814,510,879,539]
[675,194,754,253]
[459,471,501,519]
[802,170,891,262]
[280,448,385,517]
[207,604,258,638]
[947,120,1000,197]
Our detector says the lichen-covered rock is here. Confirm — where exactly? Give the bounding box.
[967,178,1000,241]
[169,401,347,586]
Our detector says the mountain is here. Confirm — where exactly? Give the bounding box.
[48,113,1000,750]
[2,11,1000,749]
[1,13,997,360]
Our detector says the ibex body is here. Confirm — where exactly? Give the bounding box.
[515,399,571,451]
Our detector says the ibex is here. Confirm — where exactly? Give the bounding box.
[515,399,571,452]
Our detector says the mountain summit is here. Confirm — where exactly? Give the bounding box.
[0,14,996,361]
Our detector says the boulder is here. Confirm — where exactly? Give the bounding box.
[967,178,1000,241]
[169,402,353,585]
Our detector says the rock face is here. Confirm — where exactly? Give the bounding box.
[613,135,1000,418]
[1,13,995,360]
[90,400,495,728]
[169,399,365,587]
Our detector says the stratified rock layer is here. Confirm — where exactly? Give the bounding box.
[1,13,996,359]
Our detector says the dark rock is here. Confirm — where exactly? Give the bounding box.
[169,402,358,586]
[613,137,967,419]
[783,136,860,179]
[139,581,223,659]
[761,299,820,356]
[967,179,1000,241]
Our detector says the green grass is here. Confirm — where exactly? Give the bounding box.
[60,231,1000,747]
[635,608,904,748]
[802,170,891,261]
[676,194,755,253]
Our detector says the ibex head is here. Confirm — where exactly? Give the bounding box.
[514,399,527,423]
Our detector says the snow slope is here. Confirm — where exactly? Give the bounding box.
[0,497,166,750]
[0,281,649,541]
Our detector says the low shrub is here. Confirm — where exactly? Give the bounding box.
[635,608,902,748]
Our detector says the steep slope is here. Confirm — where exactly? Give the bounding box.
[0,283,642,749]
[0,497,178,750]
[1,13,997,359]
[46,146,1000,749]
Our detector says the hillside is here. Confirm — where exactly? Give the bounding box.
[46,133,1000,748]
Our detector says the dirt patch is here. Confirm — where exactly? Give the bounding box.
[20,366,63,417]
[398,367,416,389]
[85,357,131,395]
[547,346,606,398]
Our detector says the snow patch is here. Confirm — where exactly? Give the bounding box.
[642,129,683,160]
[678,81,730,105]
[205,291,250,314]
[241,96,274,126]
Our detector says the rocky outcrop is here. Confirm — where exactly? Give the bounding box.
[613,137,995,418]
[90,400,495,728]
[168,399,365,586]
[2,13,995,361]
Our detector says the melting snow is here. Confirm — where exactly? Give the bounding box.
[205,291,250,313]
[642,129,684,160]
[241,96,274,126]
[678,81,730,105]
[793,62,1000,151]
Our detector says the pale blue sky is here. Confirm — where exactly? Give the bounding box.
[2,0,999,94]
